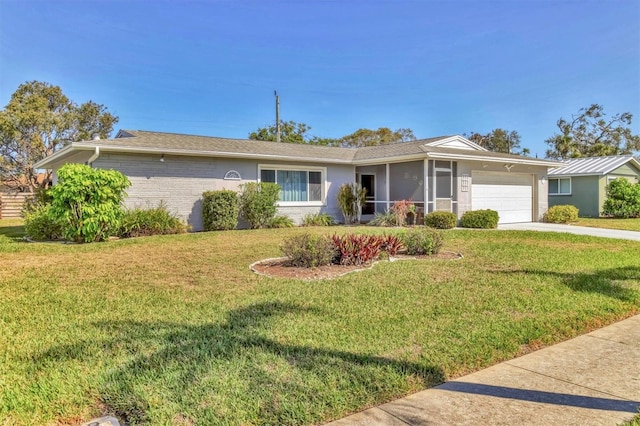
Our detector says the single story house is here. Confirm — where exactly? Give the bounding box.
[34,130,561,231]
[547,155,640,217]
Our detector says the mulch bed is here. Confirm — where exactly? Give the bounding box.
[250,251,462,280]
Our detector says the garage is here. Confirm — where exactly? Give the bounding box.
[471,172,533,223]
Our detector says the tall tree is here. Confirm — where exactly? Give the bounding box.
[545,104,640,159]
[248,120,313,144]
[466,129,528,155]
[339,127,416,148]
[0,81,118,191]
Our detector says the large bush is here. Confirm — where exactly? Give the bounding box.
[23,203,63,240]
[119,202,186,238]
[202,190,239,231]
[281,233,336,267]
[238,182,281,229]
[543,205,579,223]
[460,209,499,229]
[424,211,457,229]
[602,178,640,218]
[399,228,444,255]
[48,164,130,243]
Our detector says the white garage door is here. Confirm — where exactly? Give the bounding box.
[471,172,533,223]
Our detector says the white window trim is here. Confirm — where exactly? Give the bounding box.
[549,177,571,195]
[258,164,327,206]
[224,170,241,180]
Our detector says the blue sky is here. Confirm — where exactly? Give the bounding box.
[1,0,638,158]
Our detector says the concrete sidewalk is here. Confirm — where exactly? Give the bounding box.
[326,315,640,426]
[498,222,640,241]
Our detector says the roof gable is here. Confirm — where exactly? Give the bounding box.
[423,135,487,151]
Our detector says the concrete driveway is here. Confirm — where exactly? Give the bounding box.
[498,222,640,242]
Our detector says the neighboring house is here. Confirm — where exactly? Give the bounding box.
[34,130,561,231]
[547,155,640,217]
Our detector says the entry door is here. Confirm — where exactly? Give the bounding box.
[435,167,452,211]
[359,174,375,215]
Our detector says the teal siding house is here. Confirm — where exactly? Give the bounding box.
[547,155,640,217]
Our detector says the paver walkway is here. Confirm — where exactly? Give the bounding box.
[498,222,640,241]
[325,315,640,426]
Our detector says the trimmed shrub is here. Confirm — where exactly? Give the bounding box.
[23,203,63,241]
[281,233,336,267]
[268,215,295,228]
[601,178,640,218]
[238,182,280,229]
[424,211,457,229]
[202,190,239,231]
[302,212,335,227]
[460,209,499,229]
[119,202,186,238]
[48,164,130,243]
[543,205,579,224]
[367,210,396,227]
[400,228,444,255]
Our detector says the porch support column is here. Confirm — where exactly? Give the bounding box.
[424,158,429,213]
[385,163,390,211]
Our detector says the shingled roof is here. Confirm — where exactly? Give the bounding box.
[34,129,560,168]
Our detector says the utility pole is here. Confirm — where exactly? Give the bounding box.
[274,90,281,143]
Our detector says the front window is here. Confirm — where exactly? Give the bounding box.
[549,177,571,195]
[260,166,324,203]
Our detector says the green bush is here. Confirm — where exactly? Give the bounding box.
[23,203,63,241]
[268,215,295,228]
[281,233,336,267]
[367,210,396,227]
[48,164,130,243]
[460,209,499,229]
[399,228,444,255]
[424,211,457,229]
[543,205,579,224]
[202,189,239,231]
[602,178,640,218]
[21,187,53,217]
[302,212,335,226]
[239,182,280,229]
[119,202,186,238]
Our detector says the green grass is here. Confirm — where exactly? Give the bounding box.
[575,217,640,232]
[1,220,639,425]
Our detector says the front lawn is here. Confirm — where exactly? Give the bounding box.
[575,217,640,232]
[1,221,639,425]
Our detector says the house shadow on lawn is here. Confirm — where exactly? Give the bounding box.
[37,301,445,424]
[498,266,640,302]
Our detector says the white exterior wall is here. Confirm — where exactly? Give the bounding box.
[91,153,355,231]
[456,160,549,221]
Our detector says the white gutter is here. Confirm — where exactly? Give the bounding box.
[87,146,100,165]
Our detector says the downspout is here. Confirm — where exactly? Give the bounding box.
[87,146,100,167]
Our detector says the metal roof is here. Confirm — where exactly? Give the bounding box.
[547,155,640,176]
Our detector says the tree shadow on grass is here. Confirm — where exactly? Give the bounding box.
[36,301,445,424]
[497,266,640,302]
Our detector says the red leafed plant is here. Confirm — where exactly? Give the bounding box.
[381,234,404,256]
[331,234,385,266]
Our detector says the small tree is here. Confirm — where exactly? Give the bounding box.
[238,182,280,228]
[49,164,130,242]
[601,178,640,218]
[336,183,366,224]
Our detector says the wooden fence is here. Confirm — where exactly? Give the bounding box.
[0,192,31,219]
